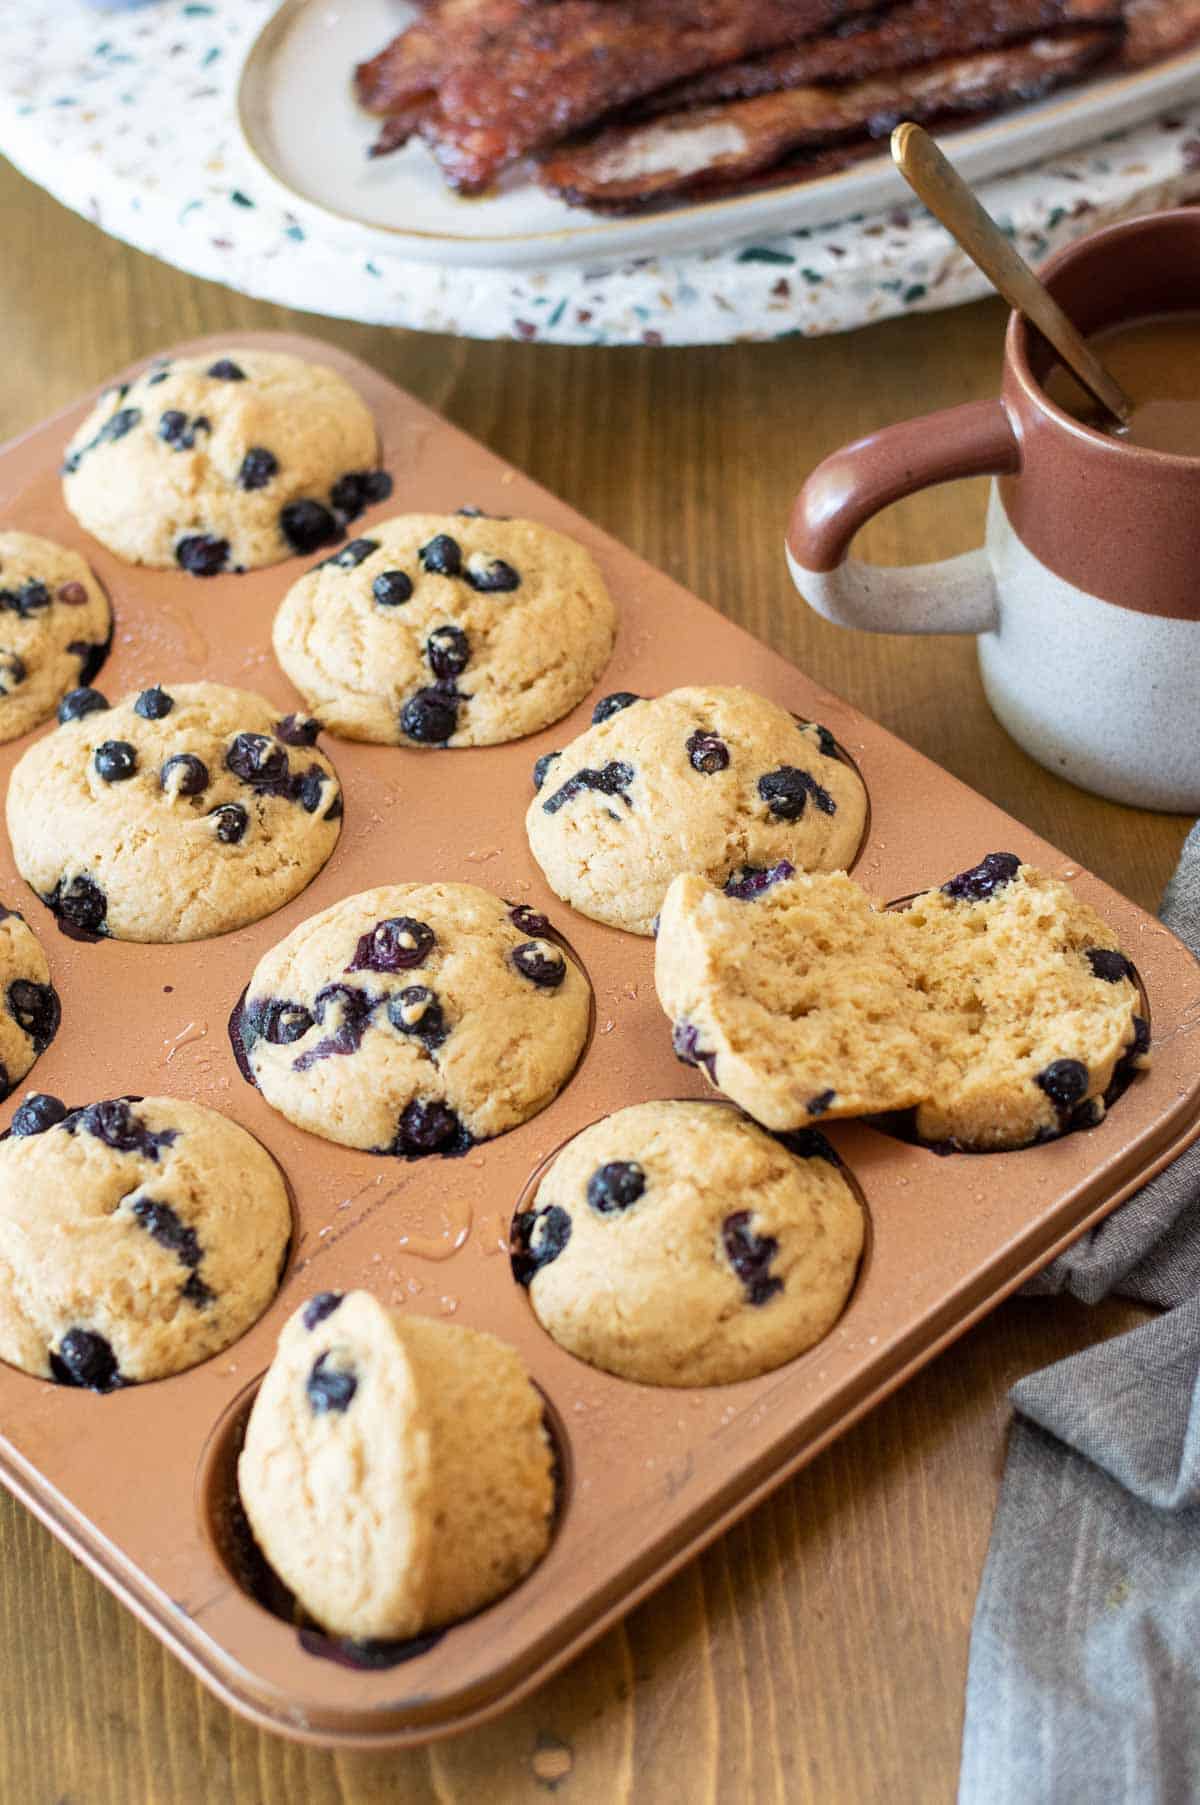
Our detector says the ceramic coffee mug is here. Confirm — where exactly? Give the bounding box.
[786,208,1200,812]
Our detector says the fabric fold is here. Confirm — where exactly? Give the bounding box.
[961,820,1200,1804]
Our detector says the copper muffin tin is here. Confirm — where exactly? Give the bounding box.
[0,331,1197,1748]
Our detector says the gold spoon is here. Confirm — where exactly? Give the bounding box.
[891,121,1131,427]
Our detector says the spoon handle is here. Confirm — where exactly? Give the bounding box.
[891,122,1132,425]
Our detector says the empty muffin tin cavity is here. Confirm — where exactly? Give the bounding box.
[197,1372,570,1665]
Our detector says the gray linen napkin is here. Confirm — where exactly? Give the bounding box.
[959,822,1200,1805]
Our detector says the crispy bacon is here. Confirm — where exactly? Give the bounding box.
[353,0,1200,199]
[641,0,1122,113]
[354,0,544,155]
[355,4,455,114]
[368,104,434,159]
[420,0,890,192]
[684,135,883,199]
[538,30,1116,210]
[1119,0,1200,66]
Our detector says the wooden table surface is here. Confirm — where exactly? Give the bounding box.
[0,156,1189,1805]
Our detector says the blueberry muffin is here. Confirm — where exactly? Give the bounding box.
[524,686,867,935]
[0,1096,291,1389]
[238,1291,555,1640]
[272,511,616,747]
[656,866,929,1129]
[0,532,111,741]
[6,680,342,942]
[61,350,388,574]
[655,854,1148,1152]
[514,1100,864,1387]
[234,883,590,1155]
[0,909,60,1101]
[901,855,1149,1150]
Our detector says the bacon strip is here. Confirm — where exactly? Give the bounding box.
[354,0,544,155]
[355,3,463,114]
[368,105,434,159]
[538,31,1117,211]
[419,0,891,192]
[684,135,884,198]
[641,0,1122,114]
[1119,0,1200,66]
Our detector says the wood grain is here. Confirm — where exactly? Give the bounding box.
[0,156,1182,1804]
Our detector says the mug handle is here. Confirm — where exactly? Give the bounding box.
[786,397,1022,635]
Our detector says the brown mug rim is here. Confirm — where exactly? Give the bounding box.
[1006,205,1200,471]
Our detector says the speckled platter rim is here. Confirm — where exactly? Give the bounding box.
[0,329,1196,1748]
[5,1,1200,342]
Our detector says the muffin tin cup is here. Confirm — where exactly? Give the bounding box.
[0,332,1196,1747]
